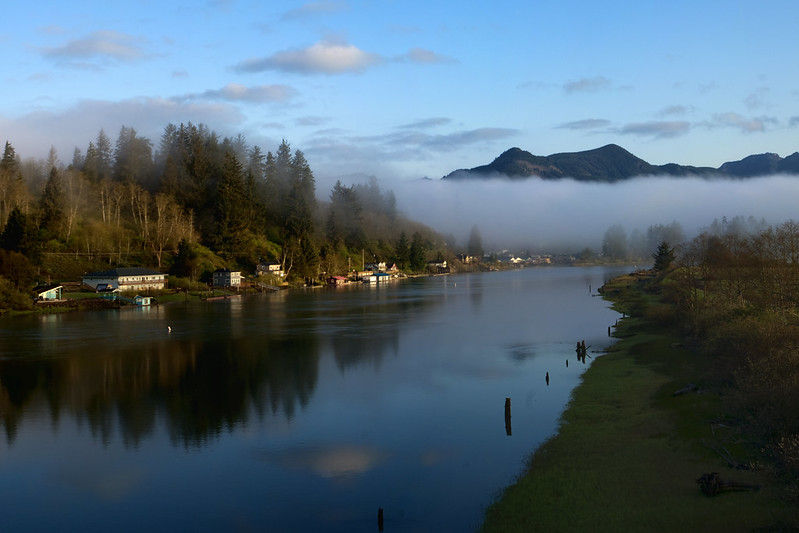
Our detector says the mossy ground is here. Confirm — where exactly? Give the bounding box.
[480,272,797,532]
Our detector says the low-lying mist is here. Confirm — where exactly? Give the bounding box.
[392,174,799,252]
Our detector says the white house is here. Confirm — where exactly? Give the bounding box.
[83,267,167,291]
[213,269,242,287]
[34,284,63,301]
[256,262,284,277]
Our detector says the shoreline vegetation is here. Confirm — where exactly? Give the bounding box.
[480,269,798,532]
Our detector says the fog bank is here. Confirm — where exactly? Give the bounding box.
[393,175,799,251]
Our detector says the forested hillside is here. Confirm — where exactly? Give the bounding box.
[0,123,445,309]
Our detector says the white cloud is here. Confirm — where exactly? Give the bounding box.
[194,83,297,103]
[41,30,150,66]
[1,97,244,160]
[232,41,383,75]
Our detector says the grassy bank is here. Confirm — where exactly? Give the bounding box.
[480,271,797,532]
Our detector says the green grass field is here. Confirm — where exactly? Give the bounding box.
[480,273,797,532]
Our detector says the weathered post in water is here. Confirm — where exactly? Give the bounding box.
[546,372,550,386]
[378,507,384,531]
[505,397,512,436]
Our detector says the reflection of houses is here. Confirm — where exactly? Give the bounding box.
[256,262,285,278]
[213,269,241,287]
[83,268,167,291]
[34,284,63,301]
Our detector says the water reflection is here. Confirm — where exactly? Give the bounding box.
[0,266,630,532]
[0,283,445,448]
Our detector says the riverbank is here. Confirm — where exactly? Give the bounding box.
[480,270,797,532]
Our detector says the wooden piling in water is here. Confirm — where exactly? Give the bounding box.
[505,397,512,436]
[378,507,384,531]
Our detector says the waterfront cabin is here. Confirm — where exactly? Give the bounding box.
[328,275,348,286]
[83,267,167,291]
[134,295,153,306]
[256,262,285,278]
[96,284,120,300]
[213,269,242,287]
[34,284,63,301]
[427,260,450,274]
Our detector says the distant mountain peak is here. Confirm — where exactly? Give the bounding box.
[442,145,799,181]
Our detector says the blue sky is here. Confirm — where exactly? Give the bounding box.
[2,0,798,184]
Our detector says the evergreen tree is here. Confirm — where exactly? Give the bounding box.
[171,238,199,280]
[214,151,248,257]
[0,141,23,227]
[602,224,628,260]
[652,241,675,272]
[395,232,410,270]
[327,180,364,250]
[467,225,484,258]
[39,166,65,238]
[0,207,41,262]
[409,231,427,271]
[113,126,154,185]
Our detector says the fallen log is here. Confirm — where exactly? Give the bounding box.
[696,472,759,496]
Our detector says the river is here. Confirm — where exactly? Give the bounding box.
[0,265,629,532]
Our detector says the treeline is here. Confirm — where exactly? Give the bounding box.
[658,220,799,490]
[0,124,445,306]
[593,216,769,262]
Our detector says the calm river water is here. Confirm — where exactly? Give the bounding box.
[0,266,629,532]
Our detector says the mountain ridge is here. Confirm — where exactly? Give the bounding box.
[442,144,799,181]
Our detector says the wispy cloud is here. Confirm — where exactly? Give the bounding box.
[41,30,151,66]
[555,119,610,130]
[619,121,691,138]
[400,48,457,64]
[295,116,330,127]
[789,116,799,128]
[190,83,297,103]
[232,41,382,74]
[658,105,692,117]
[707,112,777,133]
[744,87,770,110]
[372,128,518,153]
[563,76,611,93]
[397,117,452,129]
[282,1,349,20]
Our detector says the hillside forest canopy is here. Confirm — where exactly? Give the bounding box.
[0,124,447,295]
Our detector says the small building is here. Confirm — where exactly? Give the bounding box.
[83,267,167,291]
[257,262,285,278]
[328,275,348,286]
[134,295,152,306]
[365,262,387,272]
[96,284,120,300]
[213,269,242,287]
[427,260,450,274]
[34,284,62,301]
